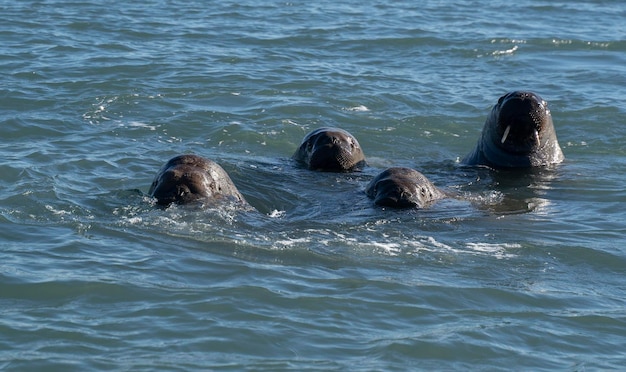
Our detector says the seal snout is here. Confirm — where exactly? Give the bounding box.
[310,134,357,169]
[366,167,443,209]
[462,90,564,168]
[149,169,194,205]
[149,154,248,207]
[294,127,366,172]
[374,184,417,208]
[496,91,548,151]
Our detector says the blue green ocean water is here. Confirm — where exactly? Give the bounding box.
[1,0,625,370]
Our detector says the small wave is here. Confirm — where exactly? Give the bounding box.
[490,38,527,44]
[345,105,370,112]
[126,121,157,131]
[273,237,312,248]
[466,242,520,259]
[491,45,518,56]
[267,209,286,218]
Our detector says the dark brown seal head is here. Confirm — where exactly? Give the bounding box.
[462,91,564,168]
[365,167,445,208]
[293,127,366,172]
[148,154,249,207]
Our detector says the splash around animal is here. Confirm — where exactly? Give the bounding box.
[148,154,250,208]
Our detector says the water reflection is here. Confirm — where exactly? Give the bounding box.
[458,166,561,215]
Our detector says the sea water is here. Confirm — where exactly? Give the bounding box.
[1,0,625,370]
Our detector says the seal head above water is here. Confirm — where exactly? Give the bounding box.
[149,154,249,207]
[365,167,445,208]
[462,91,564,168]
[293,127,366,172]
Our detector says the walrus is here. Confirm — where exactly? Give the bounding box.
[148,154,249,207]
[462,91,564,168]
[365,167,445,208]
[293,127,366,172]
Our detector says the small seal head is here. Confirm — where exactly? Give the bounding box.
[293,127,366,172]
[149,154,248,207]
[366,167,444,208]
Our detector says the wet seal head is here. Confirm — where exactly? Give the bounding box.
[149,154,249,207]
[293,127,366,172]
[365,167,445,208]
[462,91,564,168]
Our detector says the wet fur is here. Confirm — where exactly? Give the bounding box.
[149,154,248,207]
[366,167,444,208]
[462,91,564,168]
[293,127,366,172]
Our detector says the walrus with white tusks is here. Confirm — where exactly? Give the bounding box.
[293,127,366,172]
[462,91,564,168]
[366,167,445,208]
[149,154,249,207]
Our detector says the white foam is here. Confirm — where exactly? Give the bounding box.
[273,237,311,247]
[267,210,286,218]
[366,241,402,256]
[346,105,369,112]
[128,121,156,131]
[466,242,520,259]
[492,45,518,56]
[45,204,70,216]
[125,216,143,224]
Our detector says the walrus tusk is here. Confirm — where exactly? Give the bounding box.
[501,125,511,144]
[534,129,540,145]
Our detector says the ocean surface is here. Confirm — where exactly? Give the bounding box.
[1,0,625,370]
